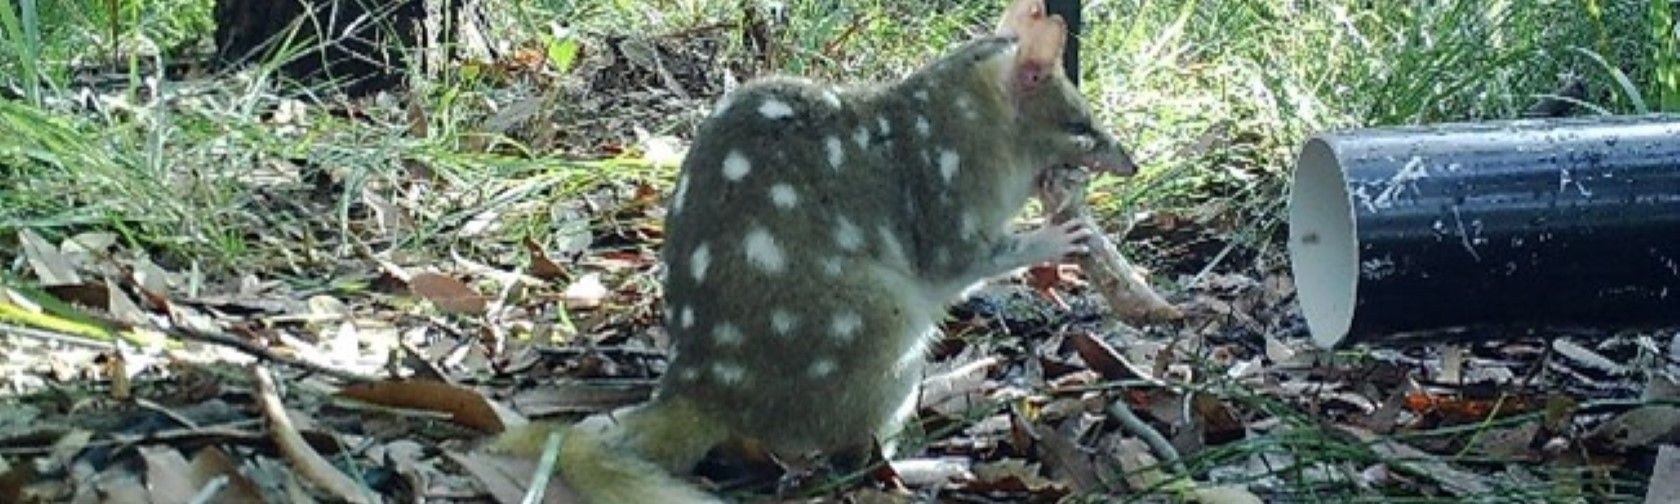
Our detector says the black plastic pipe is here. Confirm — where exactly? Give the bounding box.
[1287,115,1680,348]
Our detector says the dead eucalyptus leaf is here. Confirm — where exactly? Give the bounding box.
[338,379,511,432]
[410,272,489,315]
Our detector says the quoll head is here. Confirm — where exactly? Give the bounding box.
[995,0,1136,178]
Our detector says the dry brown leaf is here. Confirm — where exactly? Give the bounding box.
[963,458,1067,498]
[1028,418,1102,493]
[139,445,198,503]
[188,446,266,503]
[525,238,566,281]
[251,366,375,504]
[410,272,489,315]
[338,379,510,433]
[1070,332,1149,383]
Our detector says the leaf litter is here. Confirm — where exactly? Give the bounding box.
[0,16,1675,504]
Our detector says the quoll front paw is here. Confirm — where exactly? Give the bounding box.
[1020,219,1093,264]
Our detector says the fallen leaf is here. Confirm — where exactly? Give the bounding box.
[964,458,1067,498]
[19,229,81,286]
[139,445,198,503]
[188,446,266,503]
[337,379,511,432]
[920,356,1000,418]
[561,273,610,309]
[525,238,566,280]
[889,457,973,488]
[509,380,654,416]
[1071,332,1149,383]
[410,272,489,315]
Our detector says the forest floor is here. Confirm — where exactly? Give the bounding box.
[2,1,1678,502]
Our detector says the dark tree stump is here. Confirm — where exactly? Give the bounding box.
[212,0,451,96]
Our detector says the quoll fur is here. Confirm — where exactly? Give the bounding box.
[490,1,1136,502]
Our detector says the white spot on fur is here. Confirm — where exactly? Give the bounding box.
[826,136,845,169]
[712,362,746,385]
[833,216,864,251]
[771,310,798,336]
[854,127,870,149]
[877,226,907,266]
[959,212,979,239]
[759,98,794,119]
[743,228,786,273]
[877,117,891,135]
[671,176,692,214]
[829,311,862,343]
[723,150,751,181]
[913,89,929,101]
[808,358,837,378]
[939,150,960,182]
[956,94,977,120]
[770,184,798,209]
[915,116,930,138]
[823,89,843,108]
[690,243,711,282]
[680,306,695,328]
[821,257,843,277]
[712,322,744,346]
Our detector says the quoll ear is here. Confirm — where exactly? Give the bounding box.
[994,0,1066,93]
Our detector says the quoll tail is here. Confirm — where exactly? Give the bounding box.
[492,398,728,504]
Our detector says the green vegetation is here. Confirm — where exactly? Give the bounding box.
[2,0,1675,272]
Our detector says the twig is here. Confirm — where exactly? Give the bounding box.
[1106,400,1182,472]
[171,325,374,384]
[250,365,377,504]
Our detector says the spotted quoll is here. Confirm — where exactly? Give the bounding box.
[490,0,1135,502]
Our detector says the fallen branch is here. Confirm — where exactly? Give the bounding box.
[1038,167,1181,324]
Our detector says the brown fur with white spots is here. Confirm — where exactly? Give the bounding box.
[489,0,1135,502]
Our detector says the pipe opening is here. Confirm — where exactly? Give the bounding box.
[1288,139,1358,348]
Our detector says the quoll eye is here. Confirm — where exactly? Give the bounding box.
[1062,121,1096,135]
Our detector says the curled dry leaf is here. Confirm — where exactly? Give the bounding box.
[410,272,489,315]
[337,379,512,433]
